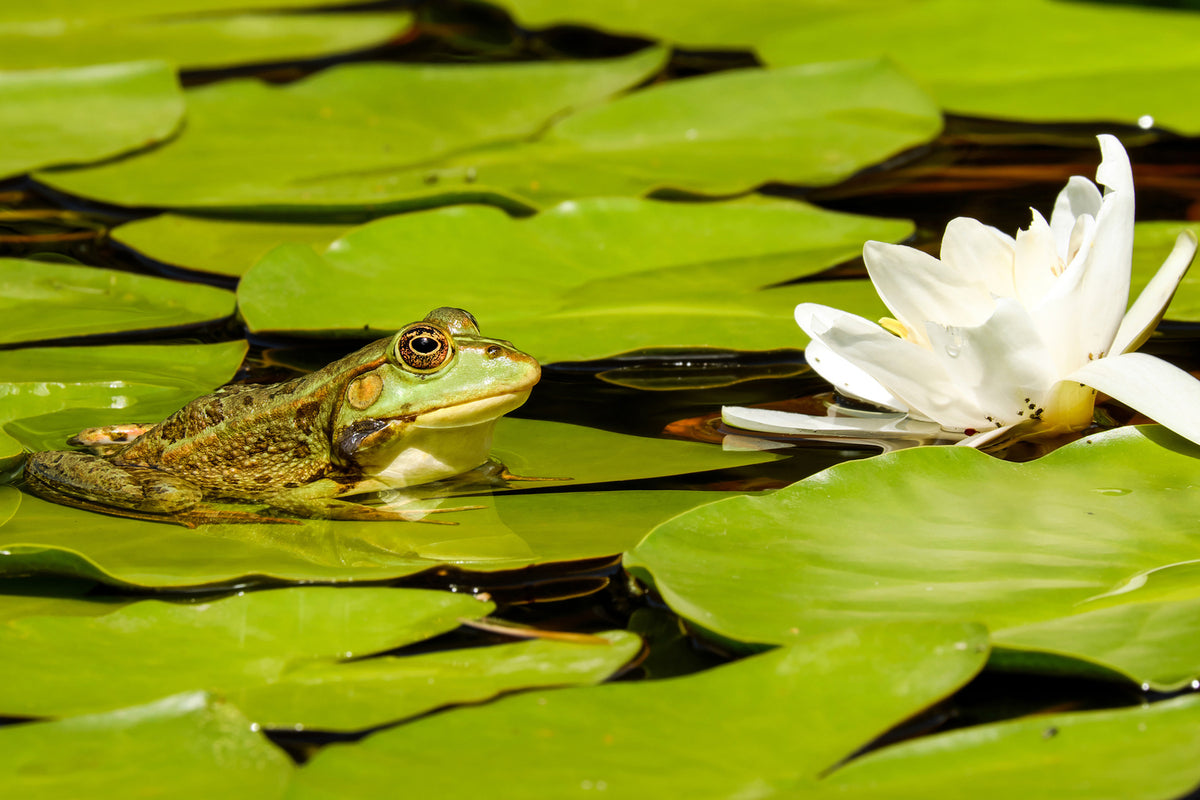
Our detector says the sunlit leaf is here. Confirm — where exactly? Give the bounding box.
[1132,221,1200,323]
[230,630,642,732]
[758,0,1200,133]
[0,586,492,717]
[0,61,182,179]
[39,58,938,212]
[0,692,291,800]
[0,341,248,453]
[627,425,1200,690]
[238,197,900,361]
[288,621,988,799]
[0,13,412,71]
[36,48,668,213]
[0,259,235,345]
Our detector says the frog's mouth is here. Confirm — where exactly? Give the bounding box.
[410,389,533,429]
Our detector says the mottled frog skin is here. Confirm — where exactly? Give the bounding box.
[24,308,539,524]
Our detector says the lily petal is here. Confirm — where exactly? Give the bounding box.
[939,217,1017,298]
[861,240,993,347]
[1095,133,1135,197]
[1112,230,1198,355]
[924,298,1060,428]
[802,336,906,411]
[1049,175,1102,260]
[1066,352,1200,446]
[1012,208,1061,306]
[720,406,941,437]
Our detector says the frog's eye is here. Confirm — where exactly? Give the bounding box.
[394,323,454,373]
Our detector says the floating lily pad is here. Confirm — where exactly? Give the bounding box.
[36,48,667,213]
[758,0,1200,134]
[0,12,412,72]
[0,486,742,588]
[238,197,899,360]
[0,586,491,718]
[39,57,938,213]
[0,692,292,800]
[826,694,1200,800]
[0,259,236,345]
[0,61,182,179]
[290,621,988,797]
[0,340,249,454]
[627,425,1200,690]
[229,630,641,732]
[113,215,349,278]
[1133,221,1200,323]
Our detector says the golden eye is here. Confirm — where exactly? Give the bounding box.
[393,323,453,373]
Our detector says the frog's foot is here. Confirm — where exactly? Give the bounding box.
[68,424,156,454]
[270,496,486,524]
[497,469,572,483]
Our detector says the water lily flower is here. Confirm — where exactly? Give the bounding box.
[724,135,1200,448]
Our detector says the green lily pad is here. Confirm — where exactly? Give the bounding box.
[238,197,900,361]
[826,694,1200,800]
[627,425,1200,690]
[0,487,741,589]
[39,58,938,213]
[288,621,989,798]
[1133,221,1200,323]
[36,48,667,214]
[0,61,182,179]
[758,0,1200,134]
[0,259,236,345]
[0,341,249,454]
[229,630,641,732]
[1,0,368,23]
[0,692,292,800]
[113,215,350,278]
[0,586,492,718]
[0,12,412,72]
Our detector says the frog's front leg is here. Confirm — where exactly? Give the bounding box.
[265,478,483,524]
[25,451,203,513]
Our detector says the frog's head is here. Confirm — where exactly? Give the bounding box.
[331,308,539,476]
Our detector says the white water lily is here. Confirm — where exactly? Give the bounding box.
[724,135,1200,448]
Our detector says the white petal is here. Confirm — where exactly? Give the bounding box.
[802,336,906,411]
[923,297,1059,428]
[939,217,1017,299]
[800,304,983,430]
[720,406,941,437]
[1049,176,1102,259]
[861,240,993,347]
[1012,208,1062,306]
[1095,133,1134,197]
[1066,352,1200,446]
[1113,230,1198,354]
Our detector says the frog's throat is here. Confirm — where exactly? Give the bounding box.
[410,390,531,429]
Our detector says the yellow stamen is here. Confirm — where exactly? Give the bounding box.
[879,317,908,339]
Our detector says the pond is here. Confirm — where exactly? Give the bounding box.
[3,1,1200,798]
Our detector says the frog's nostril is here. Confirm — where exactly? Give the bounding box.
[486,345,502,358]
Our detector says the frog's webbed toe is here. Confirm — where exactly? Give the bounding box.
[269,495,484,524]
[25,451,202,513]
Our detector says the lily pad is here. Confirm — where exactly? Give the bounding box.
[0,586,492,718]
[1133,221,1200,323]
[39,58,939,213]
[0,61,182,179]
[36,48,667,214]
[113,215,349,278]
[627,425,1200,690]
[289,621,989,798]
[758,0,1200,134]
[0,12,412,72]
[0,259,236,345]
[238,197,900,361]
[0,692,292,800]
[0,487,742,588]
[0,340,249,454]
[228,630,641,732]
[826,694,1200,800]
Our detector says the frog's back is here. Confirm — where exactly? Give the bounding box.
[115,379,335,498]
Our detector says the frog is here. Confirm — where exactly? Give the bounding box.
[23,307,540,527]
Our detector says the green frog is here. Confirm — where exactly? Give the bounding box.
[24,308,540,526]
